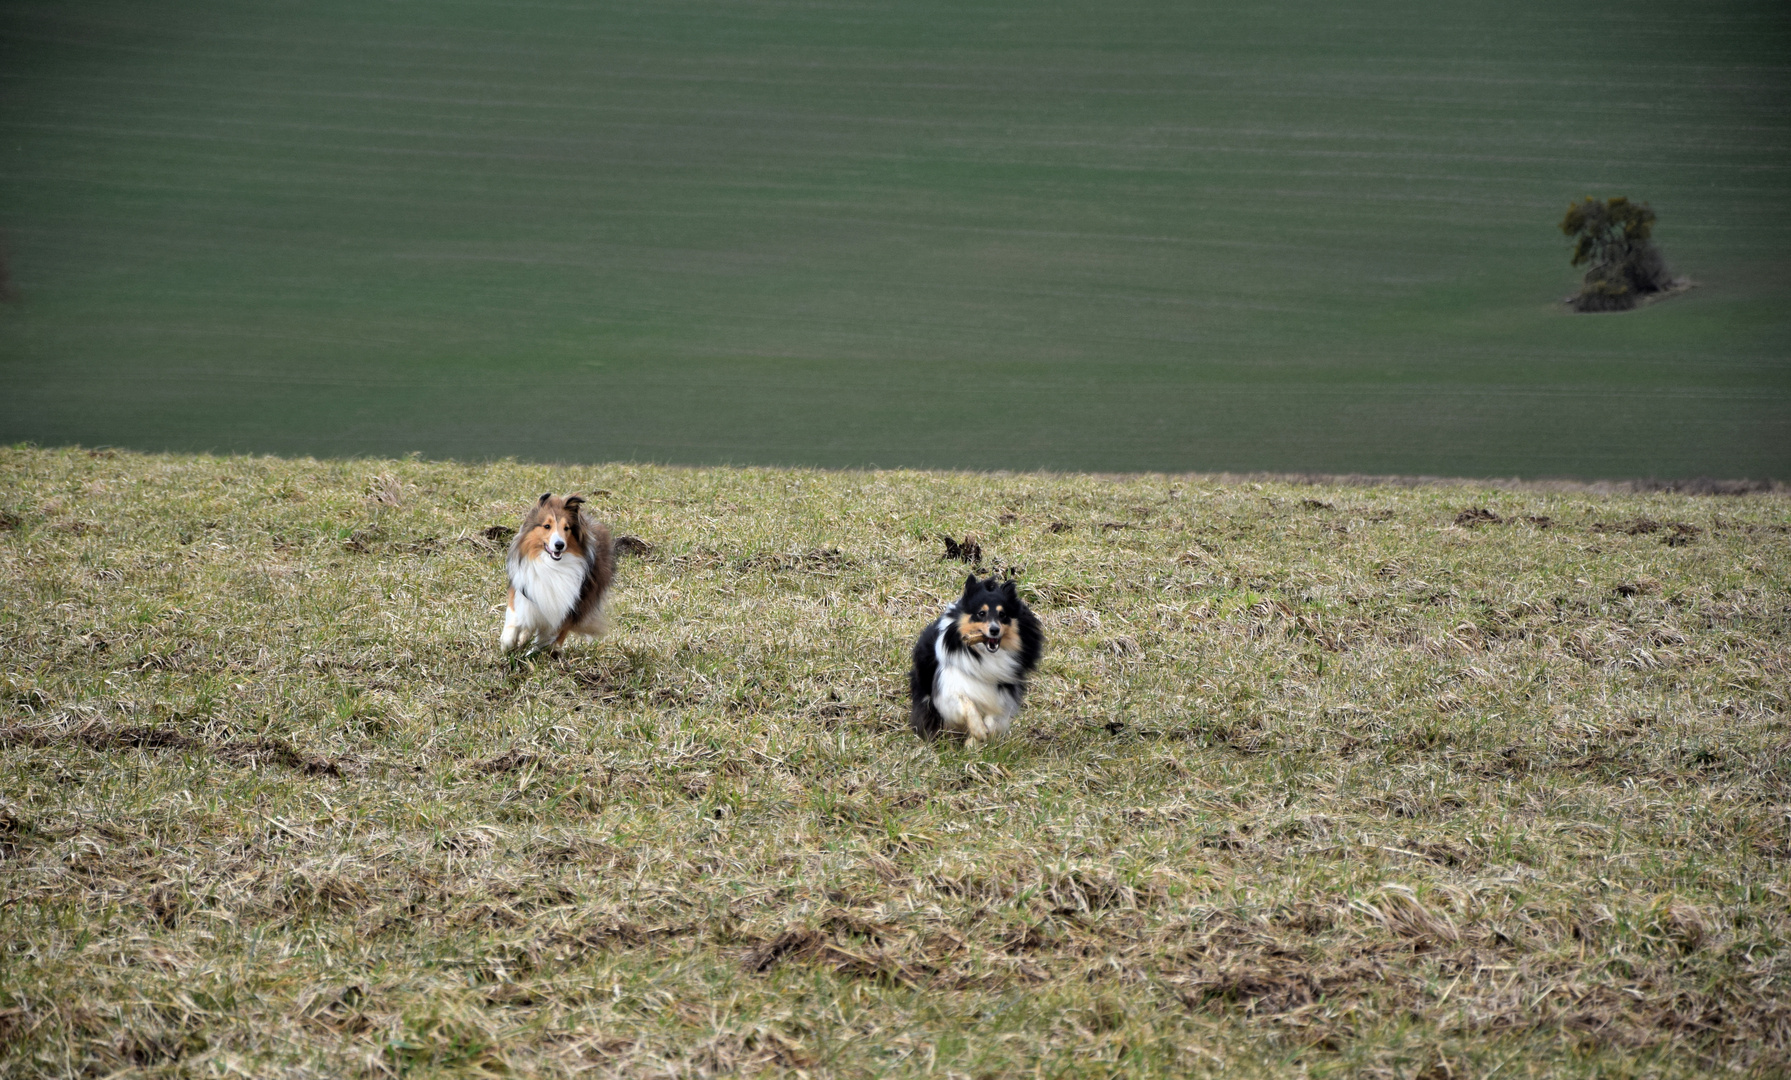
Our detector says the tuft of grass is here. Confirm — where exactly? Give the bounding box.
[1,445,1788,1078]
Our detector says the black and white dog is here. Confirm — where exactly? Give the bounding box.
[909,575,1044,746]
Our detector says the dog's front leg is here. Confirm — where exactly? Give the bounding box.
[982,712,1011,742]
[962,708,991,750]
[500,596,534,653]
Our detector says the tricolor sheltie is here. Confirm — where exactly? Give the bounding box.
[909,574,1044,746]
[500,493,616,653]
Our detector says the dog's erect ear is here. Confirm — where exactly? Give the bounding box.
[563,495,585,513]
[963,573,978,597]
[1001,579,1019,600]
[538,492,552,504]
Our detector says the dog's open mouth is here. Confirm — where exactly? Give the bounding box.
[548,551,563,561]
[982,637,1001,653]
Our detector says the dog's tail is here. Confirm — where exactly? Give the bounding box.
[908,631,943,741]
[909,694,943,742]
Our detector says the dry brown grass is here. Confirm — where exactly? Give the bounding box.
[0,446,1787,1077]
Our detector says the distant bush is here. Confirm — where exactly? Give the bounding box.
[1560,196,1673,312]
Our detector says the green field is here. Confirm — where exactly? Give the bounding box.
[1,1,1788,477]
[2,447,1788,1076]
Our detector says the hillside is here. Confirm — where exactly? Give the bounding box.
[1,446,1788,1077]
[3,1,1788,476]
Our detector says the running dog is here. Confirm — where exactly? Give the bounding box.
[909,574,1044,746]
[500,493,615,652]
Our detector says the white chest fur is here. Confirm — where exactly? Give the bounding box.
[931,616,1023,741]
[509,552,586,630]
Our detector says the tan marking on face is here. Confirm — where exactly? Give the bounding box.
[958,608,1008,647]
[517,500,584,560]
[956,612,994,643]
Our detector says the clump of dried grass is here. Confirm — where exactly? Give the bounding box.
[0,446,1786,1078]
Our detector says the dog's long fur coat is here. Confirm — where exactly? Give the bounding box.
[909,575,1044,746]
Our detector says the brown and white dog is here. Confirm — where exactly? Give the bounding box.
[500,493,615,653]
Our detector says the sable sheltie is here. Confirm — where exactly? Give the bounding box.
[909,574,1044,746]
[500,493,615,653]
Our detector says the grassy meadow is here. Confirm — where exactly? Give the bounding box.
[0,445,1788,1077]
[2,0,1789,477]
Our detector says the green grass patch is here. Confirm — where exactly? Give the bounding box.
[1,1,1788,476]
[1,446,1788,1076]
